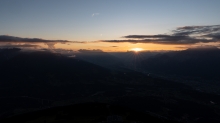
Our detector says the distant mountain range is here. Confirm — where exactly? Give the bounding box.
[141,47,220,80]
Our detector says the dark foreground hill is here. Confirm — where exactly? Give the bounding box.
[1,48,220,123]
[0,102,180,123]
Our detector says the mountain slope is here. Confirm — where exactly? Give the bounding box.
[142,47,220,79]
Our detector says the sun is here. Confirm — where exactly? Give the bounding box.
[130,48,143,52]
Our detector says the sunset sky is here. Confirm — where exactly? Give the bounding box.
[0,0,220,52]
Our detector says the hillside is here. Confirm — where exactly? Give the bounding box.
[1,49,220,122]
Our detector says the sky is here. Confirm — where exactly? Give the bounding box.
[0,0,220,52]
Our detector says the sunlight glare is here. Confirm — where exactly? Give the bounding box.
[130,48,143,52]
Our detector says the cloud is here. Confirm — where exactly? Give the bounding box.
[0,35,68,49]
[111,46,118,47]
[78,49,103,53]
[102,25,220,45]
[0,44,40,48]
[175,46,190,49]
[0,35,69,43]
[92,13,99,17]
[0,35,86,49]
[175,45,219,49]
[173,25,220,36]
[45,42,56,49]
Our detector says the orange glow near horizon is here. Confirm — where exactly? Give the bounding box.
[0,41,190,52]
[53,42,187,52]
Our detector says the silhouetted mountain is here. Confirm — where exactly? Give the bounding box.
[142,47,220,80]
[110,51,160,69]
[76,51,124,69]
[0,48,21,63]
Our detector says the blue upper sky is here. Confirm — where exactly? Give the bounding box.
[0,0,220,41]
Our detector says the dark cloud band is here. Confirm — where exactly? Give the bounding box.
[0,35,69,43]
[102,25,220,44]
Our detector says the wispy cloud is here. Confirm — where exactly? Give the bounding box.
[0,35,87,44]
[92,13,100,17]
[0,44,40,48]
[101,25,220,45]
[0,35,69,43]
[0,35,85,49]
